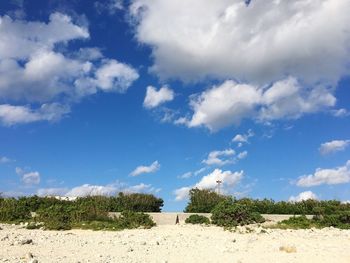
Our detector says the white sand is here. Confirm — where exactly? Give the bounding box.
[1,223,350,263]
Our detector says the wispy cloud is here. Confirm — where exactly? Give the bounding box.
[130,161,160,176]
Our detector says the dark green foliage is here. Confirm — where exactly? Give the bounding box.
[277,212,350,230]
[277,216,314,229]
[0,193,160,231]
[184,188,228,213]
[185,214,210,224]
[184,188,350,215]
[37,204,75,230]
[114,193,164,212]
[0,198,31,222]
[73,196,110,221]
[116,211,156,229]
[73,211,156,231]
[211,199,265,227]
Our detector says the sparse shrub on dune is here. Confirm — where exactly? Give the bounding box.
[185,214,210,225]
[276,212,350,230]
[115,211,156,229]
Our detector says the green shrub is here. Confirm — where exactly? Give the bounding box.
[114,193,164,212]
[37,205,75,230]
[211,199,265,227]
[185,188,228,213]
[0,198,31,222]
[116,211,156,229]
[73,196,110,222]
[277,216,314,229]
[185,214,210,224]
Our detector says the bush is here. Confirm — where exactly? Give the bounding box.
[185,188,228,213]
[0,198,31,222]
[277,216,314,229]
[73,196,110,222]
[276,212,350,230]
[185,214,210,224]
[37,204,75,230]
[116,211,156,229]
[211,199,265,227]
[114,193,164,212]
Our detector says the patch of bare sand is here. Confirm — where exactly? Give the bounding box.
[1,223,350,263]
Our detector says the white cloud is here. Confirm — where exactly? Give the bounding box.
[202,149,235,166]
[130,160,160,176]
[15,167,40,185]
[95,0,124,14]
[94,60,139,93]
[232,129,254,145]
[22,171,40,185]
[289,191,318,202]
[178,167,207,179]
[15,167,24,175]
[37,187,69,197]
[179,172,192,179]
[174,168,244,201]
[66,184,119,197]
[331,108,349,118]
[180,78,335,131]
[143,85,174,109]
[237,151,248,160]
[130,0,350,85]
[296,160,350,187]
[319,140,350,155]
[0,13,138,126]
[174,186,192,201]
[0,156,13,163]
[38,182,159,197]
[0,103,70,126]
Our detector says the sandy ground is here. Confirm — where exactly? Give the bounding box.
[1,223,350,263]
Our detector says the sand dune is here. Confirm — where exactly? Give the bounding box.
[1,223,350,263]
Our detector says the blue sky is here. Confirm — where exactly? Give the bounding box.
[0,0,349,211]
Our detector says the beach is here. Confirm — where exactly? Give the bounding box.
[1,223,349,263]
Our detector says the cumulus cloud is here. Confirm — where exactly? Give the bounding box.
[319,140,350,155]
[296,160,350,187]
[130,160,160,176]
[143,85,174,109]
[237,151,248,160]
[15,167,41,185]
[22,171,40,185]
[130,1,348,130]
[0,103,70,126]
[289,191,318,202]
[130,0,350,85]
[202,149,235,166]
[232,129,254,147]
[179,78,335,131]
[37,182,159,197]
[0,13,138,126]
[174,169,244,201]
[37,187,69,197]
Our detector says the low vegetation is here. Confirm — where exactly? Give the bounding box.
[211,199,265,227]
[185,188,350,215]
[275,212,350,230]
[185,214,210,225]
[0,193,161,230]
